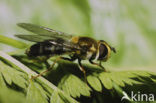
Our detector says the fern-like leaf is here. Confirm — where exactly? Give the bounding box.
[0,51,79,103]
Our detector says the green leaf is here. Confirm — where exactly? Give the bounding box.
[99,72,113,90]
[1,50,156,103]
[50,90,65,103]
[0,62,12,85]
[0,73,6,87]
[58,91,79,103]
[50,87,79,103]
[0,51,79,103]
[151,78,156,83]
[87,75,102,92]
[50,90,77,103]
[26,81,48,103]
[0,61,27,88]
[132,71,151,77]
[0,87,26,103]
[110,73,125,87]
[59,74,91,98]
[98,71,148,89]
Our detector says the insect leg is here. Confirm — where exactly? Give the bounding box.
[78,59,87,82]
[60,56,77,61]
[31,57,61,80]
[89,59,106,72]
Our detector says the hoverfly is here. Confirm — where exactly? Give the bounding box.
[15,23,116,79]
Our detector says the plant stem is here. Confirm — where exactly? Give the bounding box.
[0,35,28,49]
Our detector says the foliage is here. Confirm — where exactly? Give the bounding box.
[0,0,156,102]
[1,0,156,67]
[0,50,78,103]
[0,36,156,103]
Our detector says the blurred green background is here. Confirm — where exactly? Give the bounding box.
[0,0,156,70]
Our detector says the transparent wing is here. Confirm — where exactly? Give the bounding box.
[15,34,56,42]
[15,34,81,51]
[16,23,81,50]
[17,23,73,39]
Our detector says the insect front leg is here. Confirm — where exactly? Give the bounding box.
[89,59,106,72]
[78,59,87,82]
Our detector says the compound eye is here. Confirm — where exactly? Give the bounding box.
[98,44,108,60]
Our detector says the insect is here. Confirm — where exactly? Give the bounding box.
[15,23,116,79]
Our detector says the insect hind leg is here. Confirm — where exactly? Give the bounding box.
[31,57,61,80]
[31,56,76,80]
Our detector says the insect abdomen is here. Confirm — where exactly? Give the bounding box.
[26,41,63,57]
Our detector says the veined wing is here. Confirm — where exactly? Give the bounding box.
[17,23,73,39]
[15,34,55,42]
[16,23,81,50]
[15,34,81,50]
